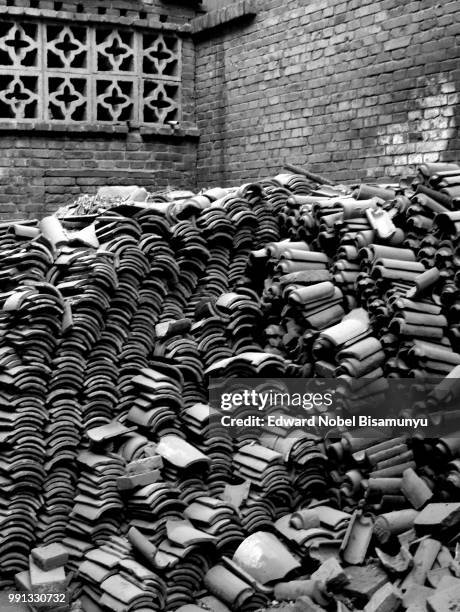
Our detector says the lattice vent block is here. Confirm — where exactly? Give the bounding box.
[0,18,182,126]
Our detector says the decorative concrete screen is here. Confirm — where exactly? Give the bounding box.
[0,19,181,125]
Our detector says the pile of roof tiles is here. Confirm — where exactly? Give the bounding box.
[0,162,459,612]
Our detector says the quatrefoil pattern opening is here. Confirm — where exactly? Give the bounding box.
[0,74,39,119]
[48,76,87,121]
[46,25,88,70]
[143,81,178,124]
[0,22,39,68]
[0,18,182,126]
[143,34,179,78]
[96,29,134,72]
[96,79,134,122]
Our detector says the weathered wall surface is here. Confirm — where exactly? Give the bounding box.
[195,0,460,187]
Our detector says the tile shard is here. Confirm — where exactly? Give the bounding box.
[363,582,402,612]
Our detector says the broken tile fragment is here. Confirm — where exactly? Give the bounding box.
[274,579,328,605]
[363,582,402,612]
[343,564,388,605]
[402,584,435,612]
[375,546,413,575]
[117,469,161,490]
[126,455,162,474]
[401,538,441,591]
[293,595,327,612]
[427,576,460,612]
[311,558,349,592]
[427,567,453,588]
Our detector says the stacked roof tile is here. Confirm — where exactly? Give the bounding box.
[0,162,458,611]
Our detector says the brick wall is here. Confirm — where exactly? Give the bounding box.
[195,0,460,186]
[0,0,199,218]
[0,133,197,219]
[2,0,460,217]
[0,0,199,23]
